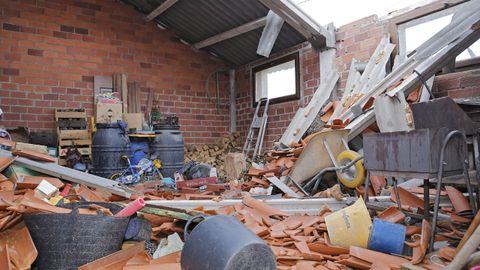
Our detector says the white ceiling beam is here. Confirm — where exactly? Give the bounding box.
[257,11,285,57]
[258,0,332,48]
[193,17,267,49]
[145,0,178,22]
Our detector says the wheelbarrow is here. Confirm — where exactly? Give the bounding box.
[288,129,365,195]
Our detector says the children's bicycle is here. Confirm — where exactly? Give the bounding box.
[110,155,163,185]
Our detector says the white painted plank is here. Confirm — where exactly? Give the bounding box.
[374,92,412,133]
[257,11,285,57]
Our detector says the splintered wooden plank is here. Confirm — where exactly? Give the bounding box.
[58,130,90,140]
[279,70,338,146]
[279,26,338,146]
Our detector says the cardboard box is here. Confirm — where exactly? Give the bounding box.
[123,113,143,131]
[95,103,123,124]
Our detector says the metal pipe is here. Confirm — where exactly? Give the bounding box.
[430,130,477,252]
[229,69,236,132]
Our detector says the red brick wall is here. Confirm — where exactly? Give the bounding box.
[0,0,229,144]
[433,69,480,98]
[236,15,387,149]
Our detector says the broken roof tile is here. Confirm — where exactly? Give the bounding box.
[11,149,56,163]
[0,157,16,172]
[389,186,424,209]
[78,241,145,270]
[377,206,405,223]
[349,246,409,268]
[242,196,289,218]
[16,176,64,190]
[0,138,15,149]
[445,186,472,214]
[307,243,349,255]
[337,257,371,270]
[0,225,37,269]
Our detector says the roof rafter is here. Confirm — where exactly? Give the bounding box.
[145,0,178,22]
[193,16,267,49]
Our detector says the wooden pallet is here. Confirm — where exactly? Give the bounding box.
[58,129,90,140]
[56,108,88,130]
[56,109,92,161]
[55,108,87,121]
[58,155,91,166]
[58,145,91,157]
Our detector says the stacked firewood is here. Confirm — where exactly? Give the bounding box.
[184,132,242,178]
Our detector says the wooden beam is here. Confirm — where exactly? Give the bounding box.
[193,17,267,49]
[257,11,285,57]
[258,0,331,48]
[144,0,178,22]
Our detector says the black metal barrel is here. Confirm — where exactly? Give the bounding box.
[151,121,184,178]
[91,122,130,178]
[181,215,276,270]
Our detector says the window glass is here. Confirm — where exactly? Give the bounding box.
[255,59,296,101]
[398,2,478,63]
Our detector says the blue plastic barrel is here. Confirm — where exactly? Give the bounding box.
[368,218,406,254]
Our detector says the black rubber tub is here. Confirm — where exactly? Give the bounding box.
[24,202,129,270]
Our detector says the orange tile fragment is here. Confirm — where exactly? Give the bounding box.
[349,246,409,268]
[389,186,424,209]
[0,225,38,269]
[377,206,405,223]
[11,149,56,163]
[445,186,472,214]
[16,176,64,190]
[0,244,13,270]
[307,243,349,255]
[0,157,16,172]
[0,138,15,148]
[438,246,455,261]
[78,242,145,270]
[242,196,289,218]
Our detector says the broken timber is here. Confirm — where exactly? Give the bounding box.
[330,36,395,123]
[257,11,285,57]
[279,24,338,146]
[343,0,480,139]
[0,149,133,198]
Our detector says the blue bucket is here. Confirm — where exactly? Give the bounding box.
[368,218,406,254]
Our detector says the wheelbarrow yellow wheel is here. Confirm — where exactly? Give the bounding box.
[335,150,365,188]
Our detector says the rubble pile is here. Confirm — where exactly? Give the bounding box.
[0,144,477,269]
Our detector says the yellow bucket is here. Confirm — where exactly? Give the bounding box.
[325,197,372,248]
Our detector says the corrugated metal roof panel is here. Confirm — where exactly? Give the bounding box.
[121,0,308,66]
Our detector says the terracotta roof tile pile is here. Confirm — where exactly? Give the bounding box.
[0,138,477,269]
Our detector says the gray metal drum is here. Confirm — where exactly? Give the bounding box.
[181,215,276,270]
[151,125,184,178]
[91,123,130,178]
